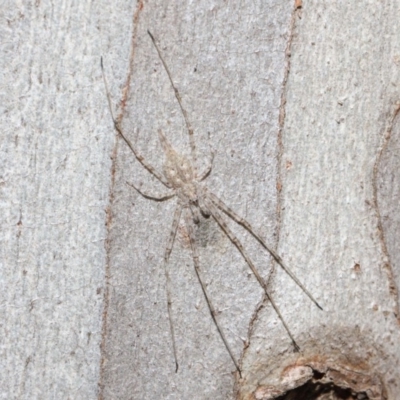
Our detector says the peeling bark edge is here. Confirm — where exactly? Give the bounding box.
[253,360,387,400]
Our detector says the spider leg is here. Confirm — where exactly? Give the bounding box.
[126,181,175,202]
[207,191,323,310]
[198,132,215,182]
[183,209,242,377]
[100,57,171,188]
[147,30,198,174]
[163,203,183,372]
[205,197,300,352]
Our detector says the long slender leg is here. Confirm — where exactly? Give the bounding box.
[183,209,242,377]
[147,31,198,172]
[205,198,300,351]
[100,57,171,188]
[207,191,322,310]
[126,181,175,202]
[163,203,183,372]
[198,132,215,182]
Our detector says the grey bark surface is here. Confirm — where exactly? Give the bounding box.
[1,1,399,400]
[0,0,117,399]
[240,2,400,399]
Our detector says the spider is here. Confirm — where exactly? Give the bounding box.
[101,30,322,378]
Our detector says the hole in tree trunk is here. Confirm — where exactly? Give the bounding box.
[275,369,369,400]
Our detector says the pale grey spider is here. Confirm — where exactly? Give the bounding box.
[101,30,322,377]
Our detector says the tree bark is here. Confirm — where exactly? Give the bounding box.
[1,1,399,400]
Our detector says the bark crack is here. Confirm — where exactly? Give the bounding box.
[372,101,400,326]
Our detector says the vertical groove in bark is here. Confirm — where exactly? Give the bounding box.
[99,2,144,398]
[374,102,400,324]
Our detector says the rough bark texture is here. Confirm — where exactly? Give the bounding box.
[240,2,400,399]
[1,1,116,398]
[1,1,399,400]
